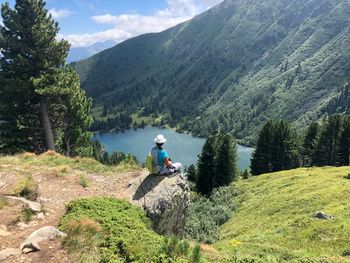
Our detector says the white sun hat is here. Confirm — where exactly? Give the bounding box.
[154,134,167,144]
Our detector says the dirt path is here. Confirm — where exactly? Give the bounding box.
[0,167,145,262]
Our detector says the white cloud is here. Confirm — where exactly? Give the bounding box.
[49,8,74,20]
[62,0,224,47]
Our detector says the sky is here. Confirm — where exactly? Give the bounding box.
[0,0,224,47]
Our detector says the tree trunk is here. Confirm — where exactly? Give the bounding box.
[40,99,55,151]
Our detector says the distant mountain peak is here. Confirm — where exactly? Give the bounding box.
[67,40,116,63]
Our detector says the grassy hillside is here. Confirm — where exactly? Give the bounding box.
[73,0,350,144]
[214,166,350,262]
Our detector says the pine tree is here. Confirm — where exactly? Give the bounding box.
[34,67,93,156]
[314,115,344,166]
[187,164,197,183]
[251,121,275,175]
[0,0,92,155]
[196,137,216,196]
[336,116,350,166]
[214,134,238,187]
[251,120,300,175]
[272,121,300,171]
[302,122,319,167]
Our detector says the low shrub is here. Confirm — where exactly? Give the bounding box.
[184,185,237,244]
[21,207,34,223]
[0,195,8,210]
[79,175,89,188]
[60,198,162,262]
[60,198,204,263]
[13,175,38,201]
[62,218,103,263]
[156,235,202,263]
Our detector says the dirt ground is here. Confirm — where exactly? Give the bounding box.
[0,167,144,263]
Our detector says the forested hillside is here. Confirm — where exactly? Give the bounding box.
[73,0,350,144]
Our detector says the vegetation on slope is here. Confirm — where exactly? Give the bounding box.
[0,152,141,176]
[60,198,203,263]
[60,198,162,262]
[215,166,350,262]
[73,0,350,143]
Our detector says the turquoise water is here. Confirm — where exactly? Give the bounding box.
[94,126,253,171]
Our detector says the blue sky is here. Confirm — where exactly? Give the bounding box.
[0,0,223,47]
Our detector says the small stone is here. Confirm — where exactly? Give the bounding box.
[315,211,334,220]
[36,213,45,220]
[0,225,7,231]
[17,222,29,230]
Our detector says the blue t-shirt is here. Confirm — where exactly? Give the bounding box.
[158,149,169,167]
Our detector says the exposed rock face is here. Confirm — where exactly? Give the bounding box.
[20,226,66,253]
[127,173,190,237]
[6,196,42,212]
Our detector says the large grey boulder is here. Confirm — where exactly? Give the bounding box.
[20,226,66,253]
[128,173,190,237]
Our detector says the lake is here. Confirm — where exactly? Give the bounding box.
[94,126,254,171]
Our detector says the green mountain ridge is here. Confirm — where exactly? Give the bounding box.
[73,0,350,144]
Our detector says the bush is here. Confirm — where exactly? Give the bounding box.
[155,236,202,263]
[14,175,38,201]
[21,207,34,223]
[79,175,89,188]
[0,195,8,210]
[60,198,162,262]
[184,185,237,244]
[62,218,103,263]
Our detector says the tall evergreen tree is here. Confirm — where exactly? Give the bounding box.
[214,134,238,187]
[336,116,350,166]
[196,137,216,196]
[251,120,300,175]
[33,67,93,156]
[314,115,344,166]
[0,0,69,152]
[0,0,92,155]
[301,122,319,167]
[251,121,275,175]
[271,120,300,171]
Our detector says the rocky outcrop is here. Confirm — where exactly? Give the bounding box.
[6,196,42,212]
[20,226,66,253]
[127,173,190,237]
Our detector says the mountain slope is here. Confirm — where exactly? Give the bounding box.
[67,40,116,63]
[73,0,350,143]
[214,166,350,262]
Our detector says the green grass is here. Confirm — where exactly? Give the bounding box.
[13,175,38,201]
[214,166,350,262]
[0,195,8,210]
[0,152,141,176]
[21,207,34,223]
[79,175,89,188]
[59,198,163,262]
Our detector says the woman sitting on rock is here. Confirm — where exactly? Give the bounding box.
[150,134,182,175]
